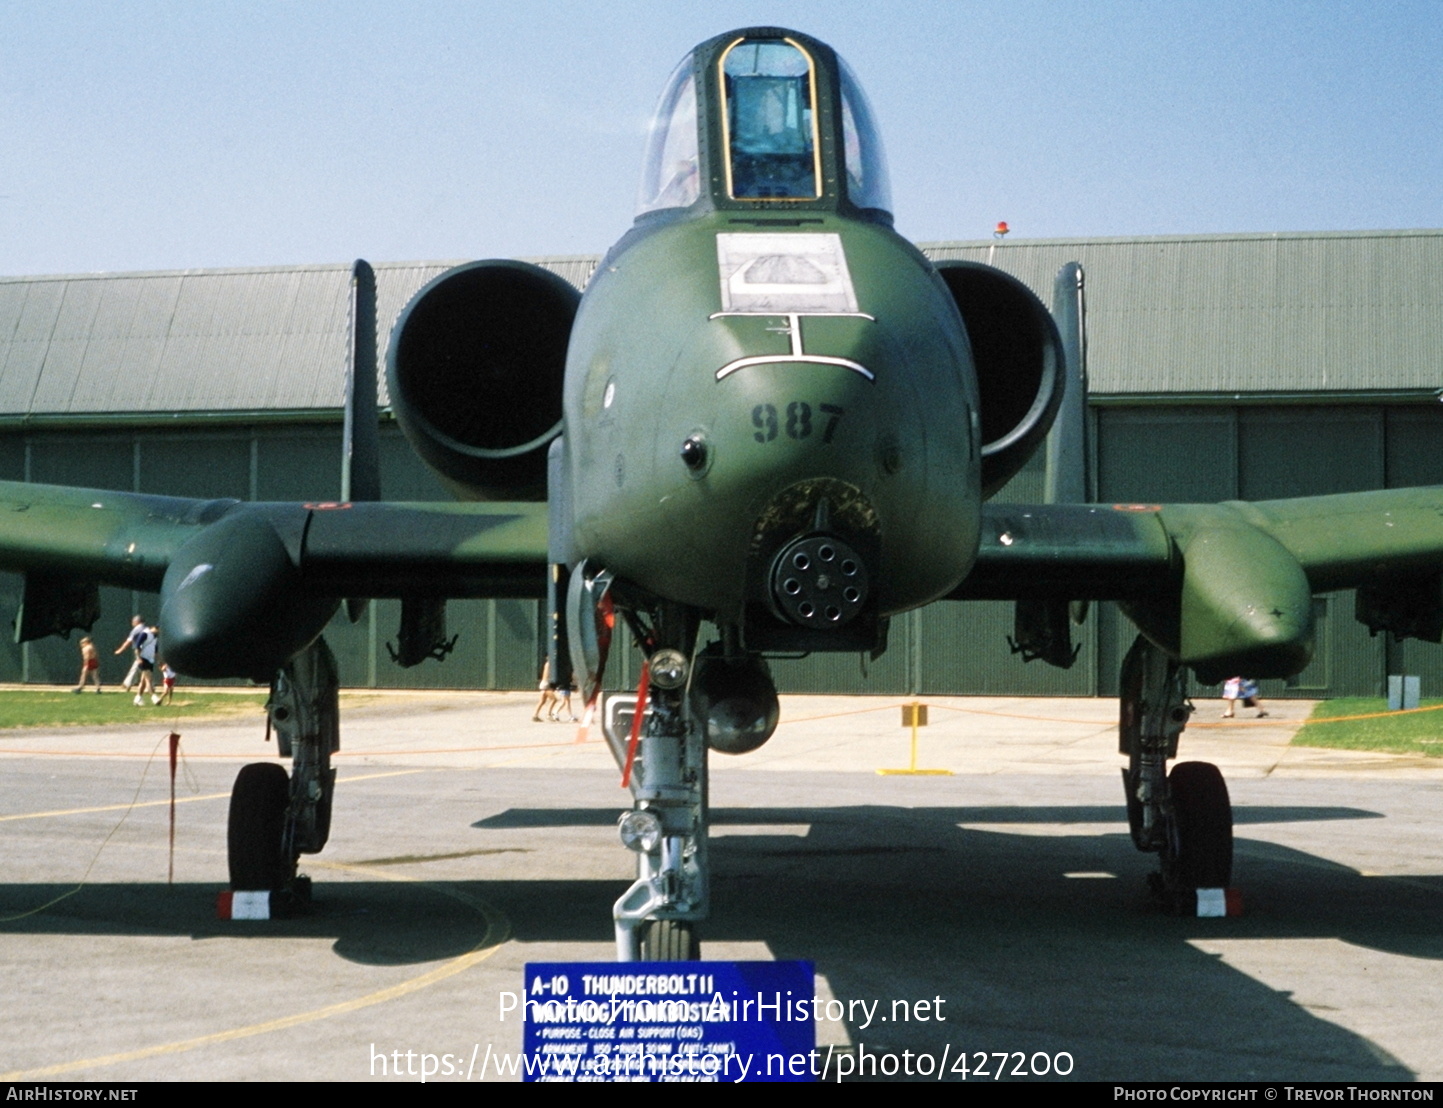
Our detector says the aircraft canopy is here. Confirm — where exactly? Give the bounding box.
[636,32,892,217]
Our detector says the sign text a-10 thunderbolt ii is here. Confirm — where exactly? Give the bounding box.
[3,26,1443,960]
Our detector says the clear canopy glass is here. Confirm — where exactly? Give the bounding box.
[838,56,892,214]
[636,59,701,216]
[637,35,893,217]
[720,39,820,201]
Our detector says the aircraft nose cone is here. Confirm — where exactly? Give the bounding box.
[768,533,870,627]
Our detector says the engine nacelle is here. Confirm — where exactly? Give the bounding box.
[387,259,581,500]
[1121,505,1315,685]
[934,261,1064,499]
[690,650,780,756]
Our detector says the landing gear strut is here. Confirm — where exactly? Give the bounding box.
[226,637,339,908]
[1118,635,1235,912]
[612,606,707,962]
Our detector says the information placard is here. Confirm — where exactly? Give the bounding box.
[521,961,816,1082]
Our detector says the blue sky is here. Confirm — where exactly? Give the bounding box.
[3,0,1440,275]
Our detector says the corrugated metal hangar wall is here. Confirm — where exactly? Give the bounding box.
[2,231,1441,698]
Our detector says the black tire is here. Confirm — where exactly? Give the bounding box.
[1118,638,1145,755]
[1166,761,1233,888]
[640,919,700,961]
[1121,766,1150,852]
[227,763,294,890]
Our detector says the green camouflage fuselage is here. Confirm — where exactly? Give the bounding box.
[562,210,980,623]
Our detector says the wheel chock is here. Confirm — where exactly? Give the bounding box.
[1193,887,1243,917]
[216,879,311,920]
[216,890,275,919]
[1149,874,1244,916]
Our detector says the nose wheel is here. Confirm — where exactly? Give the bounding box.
[639,919,700,961]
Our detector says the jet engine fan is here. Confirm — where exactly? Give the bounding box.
[387,259,581,500]
[934,260,1064,498]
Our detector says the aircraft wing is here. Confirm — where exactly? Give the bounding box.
[0,478,549,676]
[1220,489,1443,592]
[0,479,550,598]
[956,488,1443,598]
[951,502,1176,601]
[950,488,1443,681]
[0,480,212,592]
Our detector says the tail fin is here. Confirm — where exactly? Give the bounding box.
[342,259,381,503]
[1044,262,1092,504]
[1036,262,1095,639]
[342,260,380,623]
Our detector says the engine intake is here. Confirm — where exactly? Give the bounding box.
[387,259,580,500]
[935,260,1064,498]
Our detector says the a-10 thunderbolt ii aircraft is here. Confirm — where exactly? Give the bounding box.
[3,26,1443,960]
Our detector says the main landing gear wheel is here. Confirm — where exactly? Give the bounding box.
[227,762,295,891]
[1164,761,1233,889]
[640,919,700,962]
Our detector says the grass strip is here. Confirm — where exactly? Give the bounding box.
[1292,697,1443,757]
[0,689,268,731]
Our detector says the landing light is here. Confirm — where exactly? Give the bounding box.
[619,809,663,853]
[649,648,689,688]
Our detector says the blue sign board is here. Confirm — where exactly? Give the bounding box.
[522,961,816,1082]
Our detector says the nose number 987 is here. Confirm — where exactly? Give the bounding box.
[752,402,844,444]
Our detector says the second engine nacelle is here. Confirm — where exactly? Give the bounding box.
[935,260,1064,499]
[387,259,581,500]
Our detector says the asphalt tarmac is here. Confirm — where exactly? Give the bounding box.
[0,690,1439,1082]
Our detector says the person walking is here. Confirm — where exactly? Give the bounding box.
[115,616,157,706]
[72,636,101,693]
[1222,676,1268,718]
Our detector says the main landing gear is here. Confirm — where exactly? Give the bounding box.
[1118,635,1236,915]
[611,605,708,962]
[225,638,340,915]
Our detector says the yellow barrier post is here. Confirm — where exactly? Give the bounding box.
[878,702,951,775]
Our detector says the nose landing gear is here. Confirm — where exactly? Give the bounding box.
[608,604,709,962]
[612,671,709,961]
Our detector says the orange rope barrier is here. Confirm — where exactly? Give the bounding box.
[0,737,597,760]
[0,697,1434,764]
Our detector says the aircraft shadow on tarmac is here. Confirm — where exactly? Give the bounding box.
[473,803,1385,828]
[472,800,1433,1080]
[470,802,1435,956]
[1,796,1435,1079]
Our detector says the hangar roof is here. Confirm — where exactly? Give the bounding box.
[0,257,598,422]
[0,231,1438,422]
[926,229,1443,400]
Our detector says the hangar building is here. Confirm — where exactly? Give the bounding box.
[2,229,1441,699]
